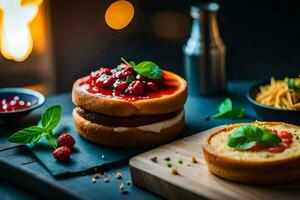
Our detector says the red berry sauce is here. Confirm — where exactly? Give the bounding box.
[0,96,32,112]
[80,64,179,102]
[249,129,293,153]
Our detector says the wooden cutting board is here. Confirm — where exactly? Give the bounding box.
[129,126,300,200]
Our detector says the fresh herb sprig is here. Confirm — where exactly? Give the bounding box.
[285,78,300,94]
[8,105,62,149]
[121,57,163,79]
[227,125,282,150]
[212,98,245,119]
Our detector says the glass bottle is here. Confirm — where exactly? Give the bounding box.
[183,2,226,96]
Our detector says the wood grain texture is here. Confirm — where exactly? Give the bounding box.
[130,126,300,200]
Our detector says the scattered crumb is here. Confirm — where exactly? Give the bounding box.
[164,156,171,161]
[126,180,132,186]
[172,167,179,175]
[192,156,198,164]
[101,154,105,159]
[175,152,178,154]
[150,156,157,163]
[104,177,110,183]
[178,159,183,164]
[94,173,101,179]
[187,164,191,167]
[119,183,124,190]
[122,191,129,195]
[91,177,96,183]
[167,163,172,168]
[115,172,122,179]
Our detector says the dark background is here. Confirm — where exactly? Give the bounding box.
[50,0,299,92]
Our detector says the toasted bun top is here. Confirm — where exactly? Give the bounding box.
[72,70,187,116]
[204,122,300,163]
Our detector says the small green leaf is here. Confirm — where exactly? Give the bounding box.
[126,75,133,83]
[134,61,162,79]
[212,108,245,119]
[259,128,282,146]
[286,78,300,93]
[8,126,44,144]
[218,98,232,113]
[45,132,57,149]
[227,125,282,151]
[129,61,136,68]
[41,105,62,132]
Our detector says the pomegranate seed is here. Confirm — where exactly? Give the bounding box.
[278,131,293,140]
[114,80,128,91]
[126,80,144,96]
[146,82,158,91]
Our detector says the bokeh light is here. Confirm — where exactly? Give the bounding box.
[105,0,134,30]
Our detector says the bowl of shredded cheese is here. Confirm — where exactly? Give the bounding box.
[247,77,300,124]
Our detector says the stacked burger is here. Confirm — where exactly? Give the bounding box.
[72,59,187,147]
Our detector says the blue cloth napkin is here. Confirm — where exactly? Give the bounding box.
[29,116,144,176]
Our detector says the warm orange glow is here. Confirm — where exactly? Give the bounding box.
[0,0,43,62]
[105,0,134,30]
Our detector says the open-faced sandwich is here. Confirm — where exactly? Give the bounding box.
[72,58,187,147]
[203,122,300,184]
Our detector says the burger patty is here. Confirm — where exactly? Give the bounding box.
[75,106,180,127]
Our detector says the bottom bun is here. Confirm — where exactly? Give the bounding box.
[73,108,184,148]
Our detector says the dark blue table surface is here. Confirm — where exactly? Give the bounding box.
[0,80,258,200]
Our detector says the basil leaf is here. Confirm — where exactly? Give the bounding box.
[235,141,257,150]
[227,125,282,150]
[212,108,245,119]
[41,105,62,132]
[259,128,281,147]
[45,132,57,149]
[134,61,163,79]
[218,98,232,113]
[228,125,262,150]
[129,61,136,68]
[287,78,300,93]
[126,75,133,83]
[8,126,44,144]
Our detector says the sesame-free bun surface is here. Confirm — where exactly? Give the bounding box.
[72,70,187,117]
[73,108,184,148]
[203,122,300,184]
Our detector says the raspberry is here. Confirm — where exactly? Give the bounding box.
[145,82,158,91]
[90,70,101,81]
[126,80,144,95]
[115,69,133,79]
[96,75,115,88]
[136,74,147,81]
[113,80,128,91]
[57,133,76,148]
[99,67,111,75]
[53,146,71,162]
